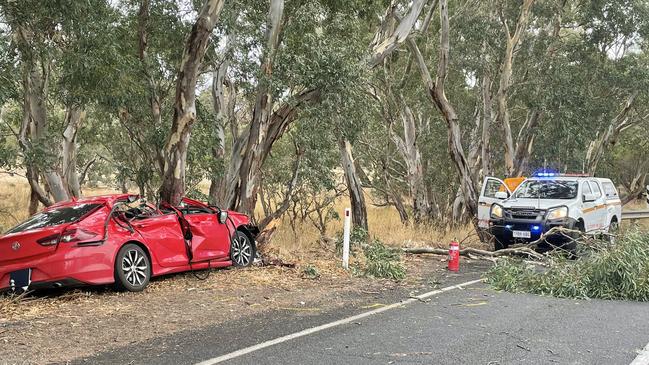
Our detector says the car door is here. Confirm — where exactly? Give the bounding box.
[588,180,607,231]
[180,201,230,262]
[132,214,188,267]
[478,177,511,229]
[580,181,597,232]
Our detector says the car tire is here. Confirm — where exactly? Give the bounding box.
[230,231,256,267]
[114,243,151,292]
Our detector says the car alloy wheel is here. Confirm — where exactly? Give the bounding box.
[231,232,254,267]
[115,243,151,291]
[122,249,148,286]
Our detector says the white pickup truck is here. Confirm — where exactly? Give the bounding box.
[478,173,622,250]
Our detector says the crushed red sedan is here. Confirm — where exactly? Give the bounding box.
[0,194,258,292]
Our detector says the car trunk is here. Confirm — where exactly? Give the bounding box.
[0,227,64,265]
[0,202,103,265]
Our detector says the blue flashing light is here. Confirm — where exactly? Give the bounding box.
[532,169,559,178]
[505,225,513,230]
[531,225,541,232]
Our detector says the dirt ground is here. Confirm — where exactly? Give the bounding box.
[0,253,484,365]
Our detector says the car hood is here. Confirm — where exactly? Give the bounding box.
[500,198,572,210]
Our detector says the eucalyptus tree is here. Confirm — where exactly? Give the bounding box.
[0,0,122,212]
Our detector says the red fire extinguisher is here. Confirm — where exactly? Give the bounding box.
[448,241,460,272]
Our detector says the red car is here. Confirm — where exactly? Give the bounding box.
[0,194,258,292]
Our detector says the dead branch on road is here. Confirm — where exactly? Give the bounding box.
[402,246,544,260]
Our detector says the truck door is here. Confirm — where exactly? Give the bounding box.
[478,177,511,229]
[588,180,607,231]
[581,182,597,232]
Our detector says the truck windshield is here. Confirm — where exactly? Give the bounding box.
[512,180,578,200]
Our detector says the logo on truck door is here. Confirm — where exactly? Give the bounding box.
[11,242,20,251]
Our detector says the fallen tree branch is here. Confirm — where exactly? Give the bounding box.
[402,246,544,260]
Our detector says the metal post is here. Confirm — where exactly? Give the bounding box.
[342,208,351,270]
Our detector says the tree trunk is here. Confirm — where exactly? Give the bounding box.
[159,0,225,204]
[236,88,319,216]
[208,49,234,206]
[585,92,639,175]
[235,0,285,217]
[391,104,432,223]
[338,137,368,232]
[368,0,428,67]
[495,0,535,176]
[407,0,479,230]
[16,26,70,204]
[61,106,84,198]
[511,110,542,176]
[481,71,493,177]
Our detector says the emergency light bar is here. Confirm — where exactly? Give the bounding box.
[532,170,591,178]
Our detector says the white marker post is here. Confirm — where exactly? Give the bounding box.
[342,208,351,270]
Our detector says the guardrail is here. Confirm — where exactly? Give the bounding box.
[621,210,649,220]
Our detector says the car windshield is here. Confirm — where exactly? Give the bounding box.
[512,180,578,200]
[6,203,101,234]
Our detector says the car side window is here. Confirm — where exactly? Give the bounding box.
[602,182,619,199]
[183,205,212,215]
[589,181,602,199]
[582,182,592,199]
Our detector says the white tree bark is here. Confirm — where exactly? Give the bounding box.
[585,92,640,175]
[495,0,535,176]
[368,0,429,67]
[159,0,225,204]
[338,137,368,231]
[61,107,84,198]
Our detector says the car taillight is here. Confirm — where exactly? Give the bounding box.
[60,229,101,244]
[37,234,60,246]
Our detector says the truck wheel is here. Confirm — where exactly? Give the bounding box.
[607,219,619,244]
[564,221,584,258]
[493,236,508,251]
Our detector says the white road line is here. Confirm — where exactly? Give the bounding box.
[195,278,484,365]
[631,342,649,365]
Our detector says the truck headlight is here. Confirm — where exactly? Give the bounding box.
[491,204,503,219]
[546,206,568,220]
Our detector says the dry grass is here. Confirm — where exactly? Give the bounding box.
[0,176,121,232]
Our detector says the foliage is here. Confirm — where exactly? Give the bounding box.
[362,239,406,281]
[335,227,368,254]
[486,231,649,301]
[301,264,320,279]
[0,0,648,237]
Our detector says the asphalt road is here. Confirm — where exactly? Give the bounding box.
[72,277,649,365]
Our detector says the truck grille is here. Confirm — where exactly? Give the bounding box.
[505,208,545,220]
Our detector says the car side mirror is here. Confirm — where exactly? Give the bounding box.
[494,191,508,200]
[583,193,596,202]
[218,210,228,224]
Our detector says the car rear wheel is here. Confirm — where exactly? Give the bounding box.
[115,244,151,292]
[231,231,255,267]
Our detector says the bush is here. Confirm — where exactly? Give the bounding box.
[302,264,320,279]
[362,240,406,281]
[335,227,368,254]
[486,231,649,301]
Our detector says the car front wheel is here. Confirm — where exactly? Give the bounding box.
[230,231,255,267]
[115,243,151,292]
